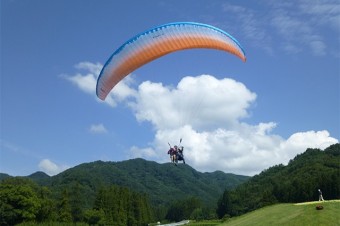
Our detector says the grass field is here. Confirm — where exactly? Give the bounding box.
[218,200,340,226]
[186,200,340,226]
[17,200,340,226]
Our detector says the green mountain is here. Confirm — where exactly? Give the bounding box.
[217,143,340,218]
[27,171,50,180]
[1,144,338,225]
[0,173,11,181]
[30,158,249,208]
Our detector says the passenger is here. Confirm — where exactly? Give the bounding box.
[167,147,176,163]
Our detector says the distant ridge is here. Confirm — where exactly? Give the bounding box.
[0,173,11,181]
[2,158,249,207]
[51,158,249,207]
[28,171,50,180]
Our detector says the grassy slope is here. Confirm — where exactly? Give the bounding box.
[219,200,340,226]
[17,201,340,226]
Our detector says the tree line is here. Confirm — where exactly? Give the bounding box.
[0,157,246,225]
[1,143,338,225]
[216,143,340,219]
[0,176,216,225]
[0,178,153,226]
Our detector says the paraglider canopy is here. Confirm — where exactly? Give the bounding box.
[96,22,246,100]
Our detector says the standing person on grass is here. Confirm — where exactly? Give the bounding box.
[318,189,325,201]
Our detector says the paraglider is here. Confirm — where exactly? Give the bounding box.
[96,22,246,165]
[176,146,185,164]
[96,22,246,100]
[167,139,185,165]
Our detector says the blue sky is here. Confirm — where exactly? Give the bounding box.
[1,0,339,176]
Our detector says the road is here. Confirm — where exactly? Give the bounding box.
[157,220,190,226]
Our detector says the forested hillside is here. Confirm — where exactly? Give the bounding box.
[0,177,154,226]
[1,144,338,225]
[0,173,11,181]
[217,143,340,218]
[33,158,248,208]
[0,158,248,225]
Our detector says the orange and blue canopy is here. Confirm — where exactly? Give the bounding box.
[96,22,246,100]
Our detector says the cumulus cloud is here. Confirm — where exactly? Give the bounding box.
[129,146,158,159]
[65,64,338,176]
[64,62,101,94]
[62,62,137,107]
[130,123,338,176]
[125,77,338,176]
[38,159,69,176]
[89,123,108,134]
[129,75,256,131]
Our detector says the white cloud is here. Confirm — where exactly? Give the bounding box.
[269,0,340,56]
[75,61,102,75]
[129,124,338,176]
[89,123,108,134]
[126,77,338,176]
[270,10,327,56]
[222,3,273,55]
[38,159,69,176]
[66,72,96,94]
[62,62,137,107]
[298,0,340,30]
[221,1,339,57]
[129,146,158,159]
[282,130,338,152]
[62,62,99,97]
[66,64,338,176]
[129,75,256,131]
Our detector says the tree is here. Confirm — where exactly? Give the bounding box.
[58,189,72,222]
[69,182,84,222]
[35,186,57,222]
[166,197,202,222]
[190,208,204,221]
[215,144,340,217]
[216,189,232,218]
[84,209,105,225]
[92,185,153,226]
[0,178,41,225]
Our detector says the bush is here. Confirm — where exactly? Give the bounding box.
[316,205,324,210]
